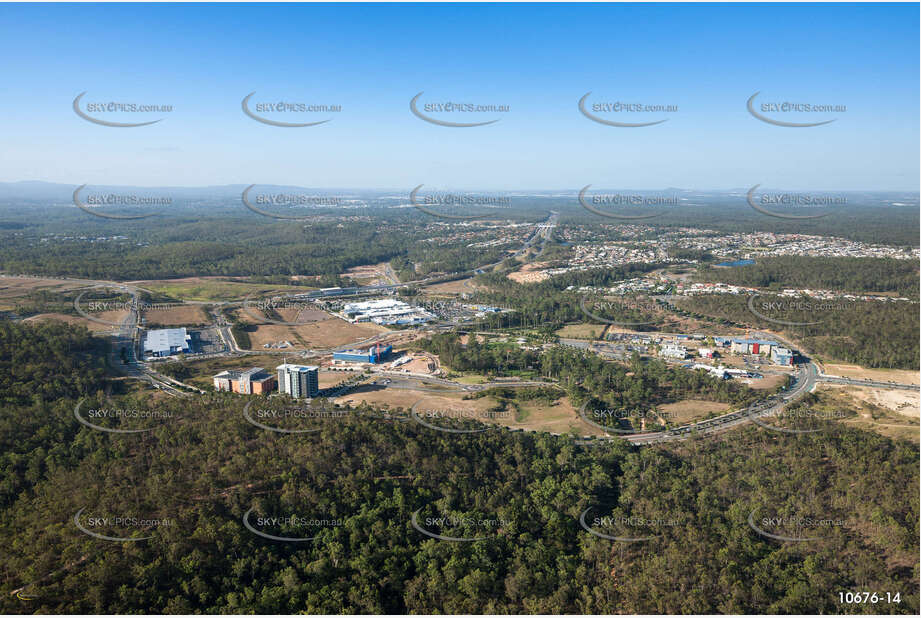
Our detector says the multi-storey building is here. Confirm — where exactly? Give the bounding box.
[276,363,319,398]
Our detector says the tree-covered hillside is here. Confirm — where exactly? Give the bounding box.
[0,320,917,614]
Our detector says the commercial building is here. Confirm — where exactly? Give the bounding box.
[333,343,393,364]
[730,339,776,356]
[213,367,276,394]
[660,344,688,359]
[341,298,432,325]
[692,363,729,379]
[276,363,319,398]
[302,287,360,298]
[143,327,191,358]
[698,347,717,359]
[771,346,794,366]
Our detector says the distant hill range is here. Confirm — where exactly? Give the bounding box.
[0,181,916,207]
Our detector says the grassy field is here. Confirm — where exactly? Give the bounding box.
[554,323,605,340]
[492,396,606,436]
[658,399,732,424]
[132,277,311,302]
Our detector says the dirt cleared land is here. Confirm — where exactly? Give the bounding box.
[337,386,604,436]
[401,353,439,374]
[235,307,386,350]
[815,384,919,443]
[818,383,920,419]
[506,263,550,283]
[274,306,330,323]
[659,399,732,424]
[423,278,474,294]
[822,363,919,385]
[24,311,128,333]
[143,305,209,327]
[0,276,87,311]
[343,262,392,285]
[0,276,83,298]
[336,387,480,412]
[742,373,788,391]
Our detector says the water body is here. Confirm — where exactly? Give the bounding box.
[715,259,755,267]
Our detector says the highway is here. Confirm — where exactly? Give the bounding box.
[624,360,820,445]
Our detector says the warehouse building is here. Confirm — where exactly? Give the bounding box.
[143,327,191,358]
[277,363,319,398]
[213,367,276,394]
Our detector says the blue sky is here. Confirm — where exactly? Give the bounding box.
[0,2,917,190]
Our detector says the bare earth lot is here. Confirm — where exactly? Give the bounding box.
[336,388,480,412]
[274,306,330,323]
[506,263,550,283]
[815,384,919,443]
[823,363,919,385]
[337,387,606,437]
[235,307,386,350]
[143,305,209,327]
[742,373,788,391]
[423,278,475,294]
[343,262,392,286]
[24,310,128,333]
[0,276,87,311]
[0,275,83,297]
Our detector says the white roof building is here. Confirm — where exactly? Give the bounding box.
[143,328,191,357]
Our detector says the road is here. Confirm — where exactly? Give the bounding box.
[624,360,820,445]
[293,211,558,299]
[100,284,194,396]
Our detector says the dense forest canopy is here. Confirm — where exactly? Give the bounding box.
[696,256,919,299]
[1,195,918,281]
[673,294,919,370]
